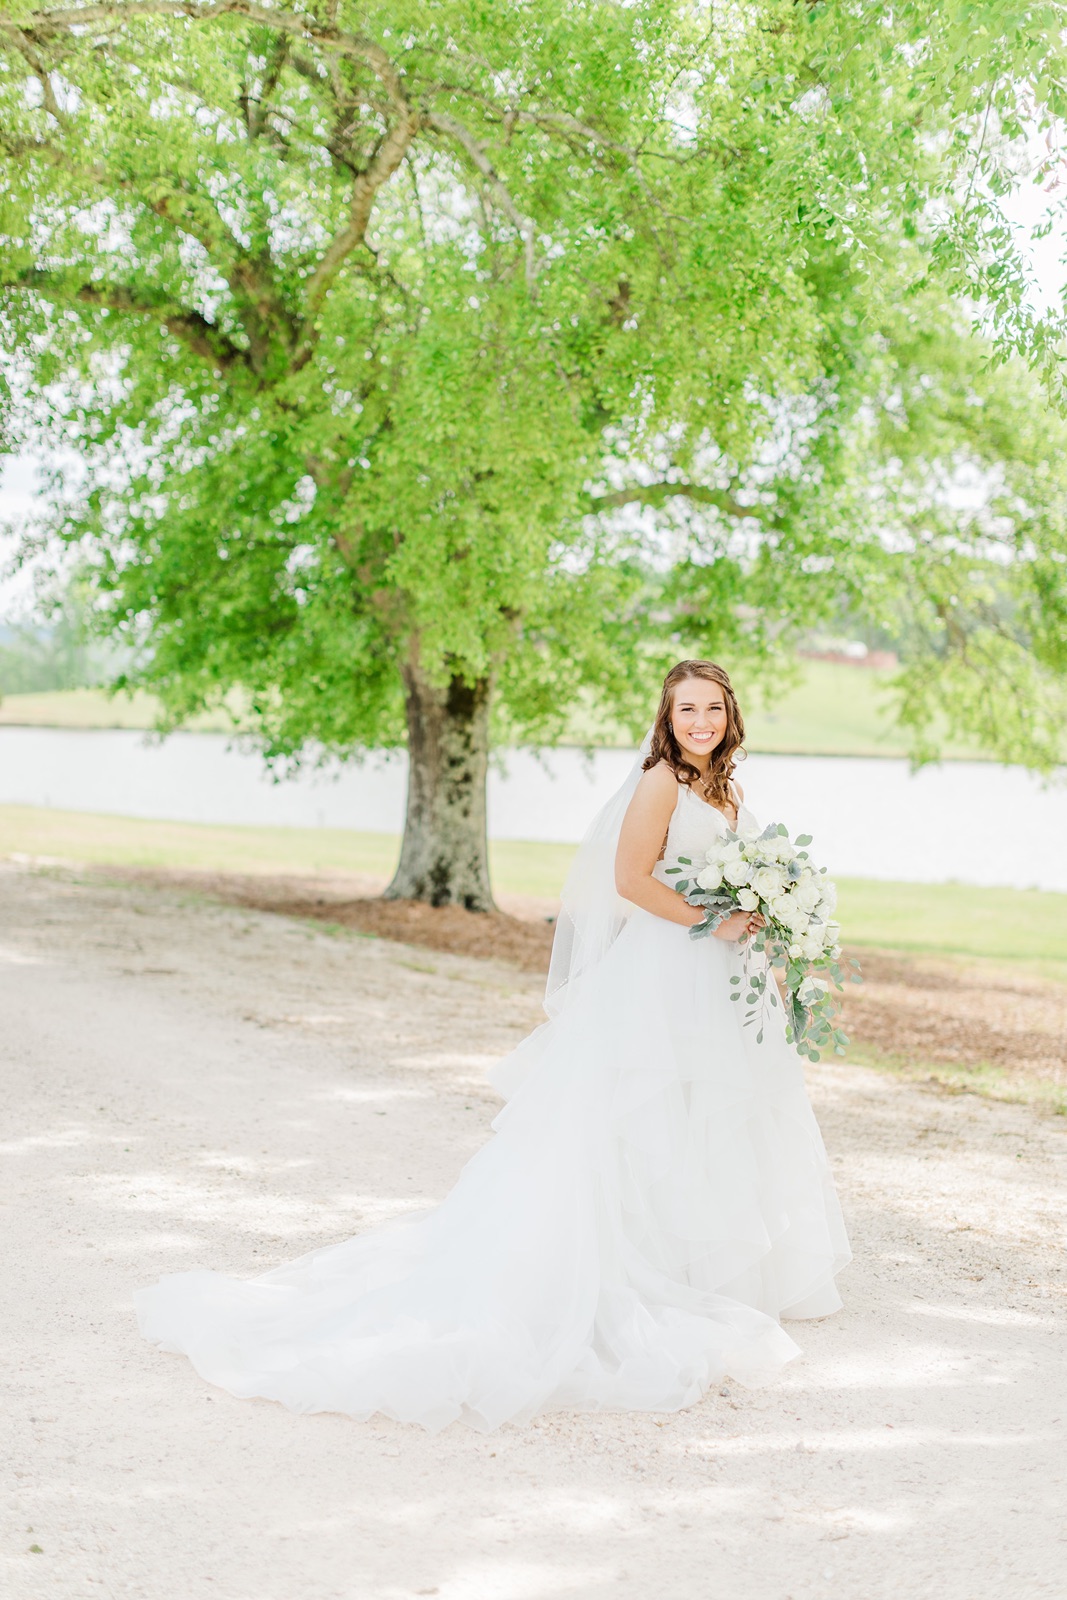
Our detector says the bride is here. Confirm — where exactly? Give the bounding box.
[136,659,851,1432]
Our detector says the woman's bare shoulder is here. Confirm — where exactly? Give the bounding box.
[638,759,682,794]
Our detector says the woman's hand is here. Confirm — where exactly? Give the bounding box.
[713,910,765,943]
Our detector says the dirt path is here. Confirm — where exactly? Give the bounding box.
[3,863,1066,1600]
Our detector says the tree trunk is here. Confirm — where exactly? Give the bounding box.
[385,664,495,911]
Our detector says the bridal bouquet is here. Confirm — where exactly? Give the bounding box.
[666,823,861,1060]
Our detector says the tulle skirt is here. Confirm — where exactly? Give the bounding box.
[135,909,851,1432]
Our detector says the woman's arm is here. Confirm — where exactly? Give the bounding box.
[615,765,704,927]
[615,763,756,940]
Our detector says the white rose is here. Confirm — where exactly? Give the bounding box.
[723,858,751,887]
[736,887,760,911]
[784,905,811,934]
[769,893,793,922]
[797,975,830,1006]
[788,942,804,958]
[721,840,745,861]
[752,865,785,899]
[696,864,723,891]
[800,933,824,960]
[793,881,821,913]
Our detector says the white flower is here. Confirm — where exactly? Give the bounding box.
[788,942,804,958]
[752,865,786,899]
[736,887,760,911]
[793,880,821,914]
[696,864,723,891]
[768,893,794,922]
[721,839,745,862]
[723,858,752,887]
[797,975,830,1006]
[783,905,811,934]
[800,933,824,960]
[819,881,838,913]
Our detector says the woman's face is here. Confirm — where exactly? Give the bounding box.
[671,677,729,764]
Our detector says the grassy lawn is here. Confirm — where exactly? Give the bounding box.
[2,803,1063,969]
[0,687,233,731]
[0,660,991,760]
[834,877,1067,969]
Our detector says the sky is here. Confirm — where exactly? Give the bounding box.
[2,156,1065,623]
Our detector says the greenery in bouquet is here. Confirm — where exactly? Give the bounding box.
[666,826,862,1060]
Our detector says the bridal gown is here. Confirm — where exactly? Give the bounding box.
[135,783,851,1432]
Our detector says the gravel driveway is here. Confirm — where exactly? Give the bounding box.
[3,863,1065,1600]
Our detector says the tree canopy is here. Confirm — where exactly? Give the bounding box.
[1,0,1066,902]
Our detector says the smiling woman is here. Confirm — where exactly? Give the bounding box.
[135,659,850,1431]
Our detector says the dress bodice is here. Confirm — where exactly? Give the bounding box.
[653,783,756,883]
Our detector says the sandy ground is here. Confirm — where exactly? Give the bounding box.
[3,862,1066,1600]
[93,863,1067,1095]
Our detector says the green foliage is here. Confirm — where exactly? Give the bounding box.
[0,0,1065,767]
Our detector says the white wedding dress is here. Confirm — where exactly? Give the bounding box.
[135,782,851,1432]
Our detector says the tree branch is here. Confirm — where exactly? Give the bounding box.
[423,111,537,291]
[23,0,422,353]
[0,20,69,123]
[583,482,756,518]
[23,1,409,112]
[240,30,289,139]
[296,103,419,349]
[0,268,250,370]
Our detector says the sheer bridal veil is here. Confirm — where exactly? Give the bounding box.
[543,731,654,1019]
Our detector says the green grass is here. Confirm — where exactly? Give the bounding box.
[847,1048,1067,1117]
[2,803,1064,969]
[834,877,1067,969]
[0,803,582,896]
[737,662,987,760]
[0,804,401,876]
[0,660,991,759]
[0,687,234,731]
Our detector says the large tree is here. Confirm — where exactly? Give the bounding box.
[1,1,1066,905]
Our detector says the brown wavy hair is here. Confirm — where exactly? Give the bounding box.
[642,660,745,811]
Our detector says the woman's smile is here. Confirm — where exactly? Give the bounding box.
[671,678,730,765]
